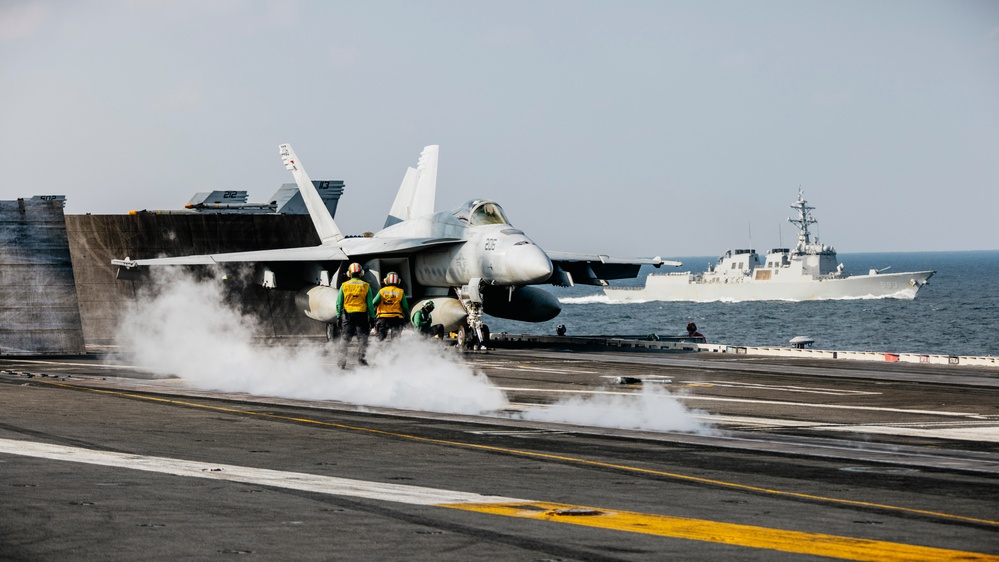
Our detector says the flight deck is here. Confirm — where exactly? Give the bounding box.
[2,346,997,561]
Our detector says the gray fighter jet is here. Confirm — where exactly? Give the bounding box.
[136,180,343,216]
[113,144,677,348]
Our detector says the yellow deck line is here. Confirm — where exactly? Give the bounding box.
[29,381,999,531]
[439,501,999,562]
[5,434,996,561]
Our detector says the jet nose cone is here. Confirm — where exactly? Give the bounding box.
[511,244,553,284]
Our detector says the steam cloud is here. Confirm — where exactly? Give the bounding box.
[114,268,709,433]
[520,385,711,433]
[113,268,505,415]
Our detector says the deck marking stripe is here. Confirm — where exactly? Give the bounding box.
[1,359,139,370]
[29,380,999,527]
[498,387,979,418]
[693,414,999,443]
[686,380,881,396]
[3,438,995,562]
[0,438,525,505]
[439,502,999,562]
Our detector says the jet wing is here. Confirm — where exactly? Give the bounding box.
[545,252,682,287]
[112,245,349,269]
[113,238,463,269]
[340,235,462,256]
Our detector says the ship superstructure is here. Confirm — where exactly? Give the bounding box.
[604,190,935,302]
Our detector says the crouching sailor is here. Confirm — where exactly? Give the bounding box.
[413,301,444,339]
[336,262,375,368]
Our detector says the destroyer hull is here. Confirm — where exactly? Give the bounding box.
[604,270,935,303]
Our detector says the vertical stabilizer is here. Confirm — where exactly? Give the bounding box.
[187,191,249,206]
[385,166,419,228]
[269,180,344,216]
[412,145,438,218]
[279,144,343,245]
[383,145,439,227]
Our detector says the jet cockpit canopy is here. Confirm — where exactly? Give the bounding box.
[452,199,509,225]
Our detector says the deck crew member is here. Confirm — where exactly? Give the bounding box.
[685,322,706,342]
[336,262,375,368]
[373,272,410,341]
[412,301,444,339]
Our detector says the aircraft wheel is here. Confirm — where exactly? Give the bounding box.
[457,325,473,350]
[326,320,341,341]
[479,324,490,347]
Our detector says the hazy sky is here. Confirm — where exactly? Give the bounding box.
[2,0,997,256]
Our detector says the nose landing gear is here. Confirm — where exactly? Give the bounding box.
[456,323,490,351]
[457,278,490,351]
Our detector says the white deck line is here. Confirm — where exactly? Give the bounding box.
[0,438,528,506]
[498,386,980,418]
[700,415,999,443]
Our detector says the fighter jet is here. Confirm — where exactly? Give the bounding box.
[113,144,677,348]
[135,181,344,215]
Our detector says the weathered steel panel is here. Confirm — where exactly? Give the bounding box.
[0,200,85,354]
[65,214,324,346]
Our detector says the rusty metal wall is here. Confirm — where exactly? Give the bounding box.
[65,213,325,347]
[0,199,85,355]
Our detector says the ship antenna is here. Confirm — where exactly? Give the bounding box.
[788,187,816,253]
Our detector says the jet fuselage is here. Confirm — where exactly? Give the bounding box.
[372,201,553,288]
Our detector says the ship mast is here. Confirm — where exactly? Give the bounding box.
[788,188,816,253]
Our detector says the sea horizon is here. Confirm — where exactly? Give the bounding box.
[485,250,998,358]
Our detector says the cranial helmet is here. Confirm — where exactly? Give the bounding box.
[347,262,363,277]
[384,272,401,285]
[422,301,435,313]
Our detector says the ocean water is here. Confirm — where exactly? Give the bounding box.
[486,250,999,358]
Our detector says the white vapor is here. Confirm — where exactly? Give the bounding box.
[113,269,709,433]
[113,268,507,415]
[520,385,712,434]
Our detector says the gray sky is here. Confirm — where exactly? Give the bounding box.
[2,1,997,256]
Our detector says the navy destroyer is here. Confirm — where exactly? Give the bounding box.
[604,190,935,302]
